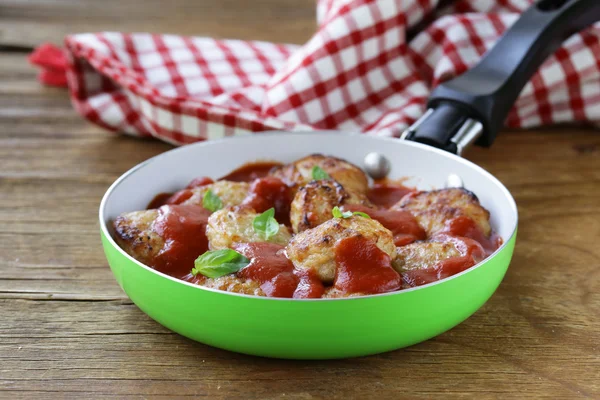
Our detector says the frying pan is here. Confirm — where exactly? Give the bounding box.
[99,0,600,359]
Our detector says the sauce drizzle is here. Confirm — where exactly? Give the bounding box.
[220,161,282,182]
[147,176,213,209]
[334,236,401,294]
[151,204,211,278]
[242,177,293,225]
[439,216,503,256]
[344,204,426,246]
[367,182,414,208]
[401,226,492,288]
[234,242,324,298]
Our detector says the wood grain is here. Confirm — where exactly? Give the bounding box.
[0,0,316,48]
[1,1,599,398]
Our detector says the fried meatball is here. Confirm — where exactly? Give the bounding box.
[270,154,369,195]
[285,216,395,283]
[206,206,292,250]
[113,205,212,277]
[322,287,368,299]
[199,275,265,296]
[289,179,371,233]
[113,209,162,265]
[181,180,249,208]
[392,241,460,272]
[392,188,491,237]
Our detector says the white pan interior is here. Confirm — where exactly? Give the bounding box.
[101,132,518,243]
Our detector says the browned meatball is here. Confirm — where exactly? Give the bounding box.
[270,154,369,195]
[199,275,265,296]
[392,188,491,237]
[392,241,460,273]
[289,179,371,233]
[322,287,368,299]
[113,209,162,266]
[206,206,292,250]
[285,216,395,283]
[182,180,249,208]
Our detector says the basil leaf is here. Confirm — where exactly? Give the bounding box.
[311,165,330,180]
[332,206,352,218]
[253,207,279,240]
[332,206,371,219]
[352,211,371,219]
[202,189,222,212]
[192,249,250,278]
[332,206,342,218]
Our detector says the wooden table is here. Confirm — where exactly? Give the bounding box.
[1,1,599,398]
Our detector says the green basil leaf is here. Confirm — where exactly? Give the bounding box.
[253,207,279,240]
[332,206,351,218]
[311,165,330,180]
[332,206,371,219]
[332,206,342,218]
[202,189,222,212]
[352,211,371,219]
[192,249,250,278]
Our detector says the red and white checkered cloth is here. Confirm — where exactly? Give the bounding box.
[30,0,600,145]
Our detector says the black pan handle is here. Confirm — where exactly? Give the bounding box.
[403,0,600,154]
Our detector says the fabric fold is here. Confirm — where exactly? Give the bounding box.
[30,0,600,145]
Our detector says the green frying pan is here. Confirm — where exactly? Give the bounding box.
[99,0,599,359]
[100,133,517,359]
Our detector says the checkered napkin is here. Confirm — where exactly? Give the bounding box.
[30,0,600,145]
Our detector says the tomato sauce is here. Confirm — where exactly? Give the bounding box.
[401,229,490,288]
[234,242,324,298]
[147,176,213,209]
[151,204,211,278]
[439,215,503,256]
[401,255,476,288]
[220,161,282,182]
[137,162,502,297]
[241,177,293,225]
[344,204,426,246]
[334,236,402,294]
[186,176,214,189]
[367,182,414,208]
[147,193,172,209]
[293,269,326,299]
[181,272,203,285]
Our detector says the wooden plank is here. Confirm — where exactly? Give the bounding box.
[0,299,597,398]
[1,0,599,397]
[0,0,316,48]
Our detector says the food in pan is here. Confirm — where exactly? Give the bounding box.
[113,154,502,299]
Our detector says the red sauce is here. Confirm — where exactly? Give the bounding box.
[147,189,193,208]
[167,189,195,205]
[151,204,211,278]
[334,236,401,294]
[367,182,414,208]
[147,193,172,209]
[293,269,326,299]
[147,176,213,209]
[234,243,324,298]
[401,256,476,288]
[241,177,293,225]
[344,204,426,246]
[220,161,283,182]
[139,164,503,296]
[181,272,203,285]
[401,233,487,288]
[440,235,487,262]
[186,176,214,189]
[439,216,503,256]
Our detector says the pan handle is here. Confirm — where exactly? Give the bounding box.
[402,0,600,154]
